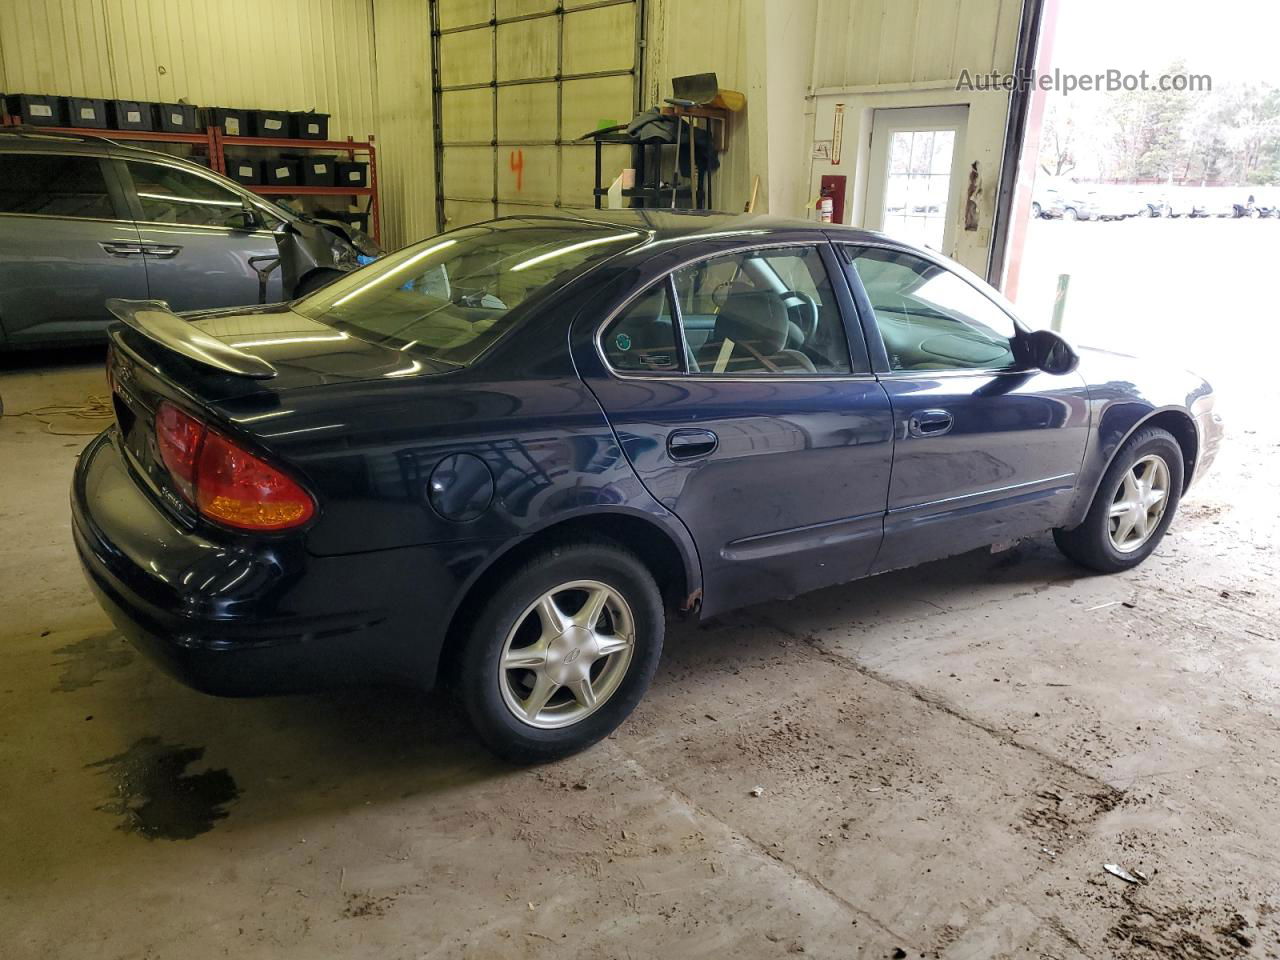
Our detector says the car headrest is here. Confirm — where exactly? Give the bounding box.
[714,292,788,354]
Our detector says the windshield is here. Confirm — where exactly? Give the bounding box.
[293,219,644,366]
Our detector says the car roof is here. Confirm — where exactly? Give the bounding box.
[0,128,212,165]
[0,127,293,219]
[481,210,1022,322]
[489,209,888,247]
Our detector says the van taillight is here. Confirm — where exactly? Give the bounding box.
[154,402,315,531]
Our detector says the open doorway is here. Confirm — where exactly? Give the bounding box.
[1004,0,1280,423]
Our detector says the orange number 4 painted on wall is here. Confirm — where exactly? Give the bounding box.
[509,149,524,192]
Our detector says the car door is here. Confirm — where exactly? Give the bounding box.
[0,149,146,346]
[118,158,284,311]
[838,242,1090,573]
[578,242,894,617]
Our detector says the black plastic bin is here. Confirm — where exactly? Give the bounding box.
[226,157,263,185]
[263,158,299,186]
[67,97,109,128]
[291,112,330,140]
[4,94,64,126]
[110,100,154,131]
[205,107,251,138]
[252,109,290,137]
[299,157,336,186]
[156,102,199,133]
[335,161,369,189]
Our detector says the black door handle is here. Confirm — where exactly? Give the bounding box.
[667,428,718,461]
[907,409,954,438]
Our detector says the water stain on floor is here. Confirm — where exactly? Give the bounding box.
[51,630,134,692]
[88,737,239,840]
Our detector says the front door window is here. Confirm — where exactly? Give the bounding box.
[845,246,1018,372]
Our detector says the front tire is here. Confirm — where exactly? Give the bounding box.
[456,541,664,763]
[1054,427,1183,573]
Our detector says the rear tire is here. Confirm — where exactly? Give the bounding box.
[455,541,664,764]
[1054,427,1183,573]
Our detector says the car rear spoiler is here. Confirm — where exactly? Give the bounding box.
[104,299,277,379]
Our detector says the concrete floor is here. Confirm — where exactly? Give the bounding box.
[3,222,1279,959]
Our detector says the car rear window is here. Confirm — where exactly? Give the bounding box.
[293,219,643,366]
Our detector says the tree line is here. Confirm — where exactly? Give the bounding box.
[1039,61,1280,186]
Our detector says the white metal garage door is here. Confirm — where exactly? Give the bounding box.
[429,0,643,230]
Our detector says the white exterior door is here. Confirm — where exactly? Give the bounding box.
[865,106,968,255]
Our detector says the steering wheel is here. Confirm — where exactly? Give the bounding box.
[779,290,819,340]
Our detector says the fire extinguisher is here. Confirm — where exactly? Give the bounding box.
[817,193,834,223]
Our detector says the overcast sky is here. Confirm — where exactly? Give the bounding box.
[1050,0,1280,86]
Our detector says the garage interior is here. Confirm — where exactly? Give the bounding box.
[2,1,1278,957]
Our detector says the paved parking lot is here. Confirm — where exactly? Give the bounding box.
[2,219,1278,958]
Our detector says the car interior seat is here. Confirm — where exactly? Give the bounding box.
[698,291,816,374]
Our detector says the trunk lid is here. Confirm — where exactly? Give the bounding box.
[105,300,445,525]
[124,301,450,401]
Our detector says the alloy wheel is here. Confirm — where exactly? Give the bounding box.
[498,580,635,729]
[1108,454,1171,553]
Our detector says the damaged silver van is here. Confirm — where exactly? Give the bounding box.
[0,130,380,349]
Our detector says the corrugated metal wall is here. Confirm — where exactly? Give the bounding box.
[0,0,444,248]
[645,0,761,213]
[0,0,378,136]
[812,0,1022,89]
[372,0,435,246]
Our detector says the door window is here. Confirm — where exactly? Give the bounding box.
[845,246,1018,372]
[673,247,853,375]
[125,161,248,228]
[0,154,116,220]
[882,129,955,251]
[601,281,681,373]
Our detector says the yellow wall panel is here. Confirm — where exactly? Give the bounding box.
[372,0,437,247]
[811,0,1024,88]
[1,0,377,137]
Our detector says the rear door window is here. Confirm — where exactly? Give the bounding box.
[0,153,117,220]
[601,281,681,373]
[673,246,854,375]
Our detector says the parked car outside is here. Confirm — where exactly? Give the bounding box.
[0,130,380,349]
[72,212,1224,762]
[1031,181,1116,221]
[1030,184,1066,219]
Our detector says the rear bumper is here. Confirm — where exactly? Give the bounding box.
[72,430,472,696]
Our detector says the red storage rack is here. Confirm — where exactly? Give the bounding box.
[214,129,379,243]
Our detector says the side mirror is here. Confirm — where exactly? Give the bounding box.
[1024,329,1079,375]
[233,200,261,231]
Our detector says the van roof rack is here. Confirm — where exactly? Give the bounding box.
[0,126,117,146]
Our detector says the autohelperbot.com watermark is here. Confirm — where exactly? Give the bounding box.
[958,68,1212,96]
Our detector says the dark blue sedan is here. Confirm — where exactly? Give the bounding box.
[72,213,1224,761]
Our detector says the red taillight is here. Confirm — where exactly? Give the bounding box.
[154,402,315,531]
[155,403,204,502]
